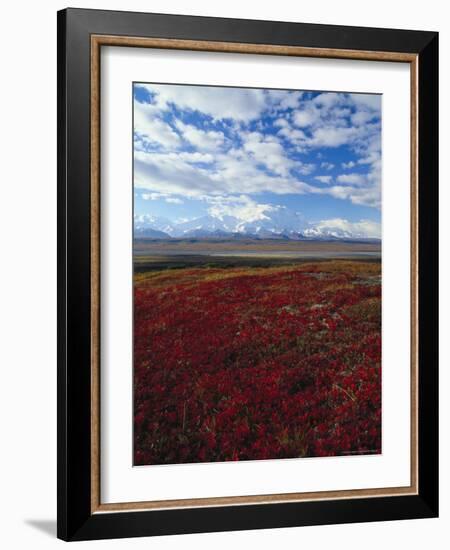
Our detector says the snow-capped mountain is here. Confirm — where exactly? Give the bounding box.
[302,227,367,240]
[134,214,175,237]
[133,210,380,241]
[166,208,306,237]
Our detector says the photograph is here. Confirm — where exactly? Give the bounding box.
[132,83,382,466]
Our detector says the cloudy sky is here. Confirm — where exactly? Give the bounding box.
[133,83,381,238]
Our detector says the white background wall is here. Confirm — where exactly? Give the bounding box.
[0,1,446,548]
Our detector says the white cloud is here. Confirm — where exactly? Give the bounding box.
[166,197,184,204]
[274,118,289,128]
[312,92,344,109]
[178,151,214,163]
[351,94,381,111]
[351,110,376,126]
[206,195,276,223]
[137,84,268,122]
[325,180,380,209]
[293,108,319,128]
[277,125,308,146]
[243,132,316,177]
[286,93,381,161]
[134,101,181,149]
[358,152,380,165]
[141,192,184,204]
[320,161,335,170]
[311,126,359,147]
[142,192,163,201]
[134,151,216,197]
[342,161,356,169]
[175,120,225,152]
[267,90,304,110]
[309,218,381,238]
[315,175,333,184]
[134,147,317,199]
[337,173,365,185]
[242,132,295,177]
[297,163,316,175]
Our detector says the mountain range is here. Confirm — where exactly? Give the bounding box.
[134,211,380,241]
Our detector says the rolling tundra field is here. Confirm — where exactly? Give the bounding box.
[133,245,381,466]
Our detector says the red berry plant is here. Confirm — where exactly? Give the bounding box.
[133,261,381,465]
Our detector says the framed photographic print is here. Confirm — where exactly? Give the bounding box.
[57,8,439,541]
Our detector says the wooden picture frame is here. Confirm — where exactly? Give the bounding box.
[57,7,438,541]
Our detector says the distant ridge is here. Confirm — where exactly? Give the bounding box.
[134,227,172,239]
[134,210,381,242]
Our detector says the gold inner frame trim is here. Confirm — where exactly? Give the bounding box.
[90,34,419,514]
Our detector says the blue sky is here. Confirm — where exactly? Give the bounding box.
[133,83,381,238]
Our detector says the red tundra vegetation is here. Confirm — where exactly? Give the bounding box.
[134,260,381,465]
